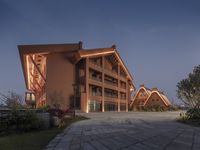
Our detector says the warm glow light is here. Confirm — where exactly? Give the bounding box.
[80,51,115,58]
[32,55,35,78]
[26,55,31,90]
[81,50,132,80]
[86,99,90,113]
[115,52,132,80]
[130,86,150,107]
[143,91,169,106]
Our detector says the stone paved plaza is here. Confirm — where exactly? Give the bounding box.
[46,111,200,150]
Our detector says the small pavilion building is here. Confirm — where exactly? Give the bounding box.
[131,84,171,110]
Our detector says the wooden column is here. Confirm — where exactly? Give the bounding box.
[85,58,89,113]
[126,80,129,112]
[102,56,105,112]
[118,63,120,112]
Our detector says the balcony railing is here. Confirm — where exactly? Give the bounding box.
[90,76,102,82]
[120,85,126,89]
[90,61,102,67]
[120,96,126,100]
[120,81,126,89]
[104,80,118,87]
[104,93,118,99]
[90,92,102,97]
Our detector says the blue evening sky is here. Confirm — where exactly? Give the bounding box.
[0,0,200,104]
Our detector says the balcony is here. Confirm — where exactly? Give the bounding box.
[89,68,102,82]
[120,81,126,89]
[120,66,127,79]
[104,102,118,111]
[90,92,102,97]
[104,88,118,99]
[104,74,118,87]
[89,57,102,68]
[120,92,126,100]
[89,84,102,97]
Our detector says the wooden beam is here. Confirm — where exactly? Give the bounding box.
[30,56,46,82]
[30,71,43,91]
[35,79,43,90]
[30,80,38,91]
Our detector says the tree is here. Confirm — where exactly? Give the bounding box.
[177,65,200,108]
[0,91,24,109]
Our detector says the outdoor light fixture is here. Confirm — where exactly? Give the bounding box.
[25,91,36,108]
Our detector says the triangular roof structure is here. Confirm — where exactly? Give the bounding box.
[159,93,172,106]
[18,42,135,90]
[143,88,171,106]
[130,84,150,107]
[132,85,150,100]
[78,47,133,81]
[131,85,171,107]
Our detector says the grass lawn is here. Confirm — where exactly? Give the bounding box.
[0,116,87,150]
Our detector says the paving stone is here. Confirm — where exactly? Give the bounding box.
[126,143,158,150]
[142,136,171,149]
[45,112,200,150]
[165,141,191,150]
[82,142,96,150]
[194,134,200,146]
[192,144,200,150]
[90,140,110,150]
[70,144,81,150]
[98,139,120,150]
[45,148,54,150]
[174,135,193,146]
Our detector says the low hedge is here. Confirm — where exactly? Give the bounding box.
[178,108,200,126]
[0,109,45,135]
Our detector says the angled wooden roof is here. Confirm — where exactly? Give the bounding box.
[18,42,81,89]
[144,90,171,106]
[159,93,172,106]
[132,86,151,101]
[18,43,81,55]
[130,85,151,107]
[78,47,133,81]
[131,85,171,107]
[18,42,134,89]
[78,47,115,57]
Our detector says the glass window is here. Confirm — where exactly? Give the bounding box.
[120,104,126,111]
[104,102,118,111]
[89,100,101,112]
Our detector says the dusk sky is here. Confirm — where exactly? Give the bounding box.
[0,0,200,104]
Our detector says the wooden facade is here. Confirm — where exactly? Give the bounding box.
[19,42,135,112]
[131,84,171,110]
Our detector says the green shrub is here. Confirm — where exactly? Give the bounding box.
[0,109,46,134]
[178,112,190,122]
[186,108,200,120]
[20,110,45,131]
[178,108,200,127]
[36,105,50,113]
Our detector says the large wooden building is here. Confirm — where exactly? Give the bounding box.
[131,84,171,110]
[19,42,135,112]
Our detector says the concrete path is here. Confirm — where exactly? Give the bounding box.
[46,111,200,150]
